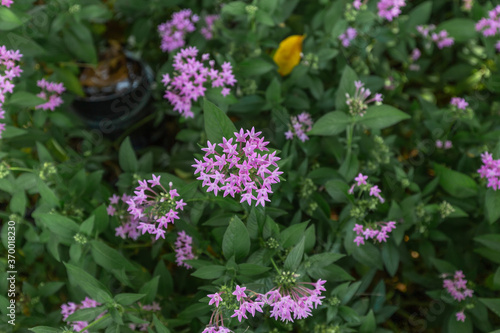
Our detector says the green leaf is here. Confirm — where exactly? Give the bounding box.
[153,314,171,333]
[430,258,457,274]
[309,111,351,136]
[325,179,350,203]
[405,1,432,32]
[359,310,376,333]
[90,240,138,272]
[433,164,478,198]
[438,18,477,43]
[67,306,106,322]
[279,221,309,248]
[485,189,500,224]
[37,180,59,208]
[64,263,113,303]
[204,99,237,144]
[7,92,45,108]
[284,237,305,271]
[9,190,26,215]
[114,293,146,306]
[92,204,109,235]
[479,298,500,317]
[221,1,247,16]
[222,216,250,261]
[79,215,94,235]
[474,234,500,253]
[36,213,78,242]
[358,104,410,130]
[447,312,473,333]
[62,21,97,64]
[119,137,138,172]
[265,77,282,106]
[53,67,84,97]
[238,263,270,276]
[29,327,61,333]
[237,57,276,77]
[0,7,23,31]
[335,66,358,111]
[2,126,26,139]
[191,265,227,279]
[381,242,399,277]
[139,276,159,304]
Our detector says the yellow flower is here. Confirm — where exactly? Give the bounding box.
[273,35,305,76]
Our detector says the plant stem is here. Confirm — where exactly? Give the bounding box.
[8,167,34,173]
[346,122,355,157]
[270,257,281,274]
[79,313,111,332]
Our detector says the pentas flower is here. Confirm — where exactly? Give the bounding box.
[1,0,13,7]
[162,46,236,118]
[377,0,406,21]
[353,221,396,246]
[478,152,500,190]
[174,230,195,268]
[61,297,105,333]
[411,48,421,61]
[107,193,141,240]
[450,97,468,110]
[0,46,23,138]
[285,112,313,142]
[201,15,219,40]
[339,27,357,47]
[431,30,454,49]
[192,127,282,207]
[436,140,452,150]
[158,9,199,53]
[35,79,65,111]
[417,24,436,38]
[442,271,474,322]
[476,5,500,37]
[462,0,473,11]
[126,174,186,240]
[345,81,383,117]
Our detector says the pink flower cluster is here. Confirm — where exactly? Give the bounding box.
[431,30,455,49]
[192,127,282,207]
[201,15,219,40]
[435,140,452,150]
[127,175,186,240]
[36,79,65,111]
[353,221,396,246]
[348,173,385,202]
[450,97,468,110]
[108,193,141,240]
[174,230,195,268]
[128,302,162,331]
[462,0,473,11]
[377,0,406,21]
[476,5,500,37]
[206,280,325,329]
[1,0,13,7]
[0,46,22,138]
[285,112,313,142]
[162,46,236,118]
[61,297,104,333]
[346,81,383,117]
[442,271,474,322]
[158,9,198,53]
[478,152,500,190]
[339,27,357,47]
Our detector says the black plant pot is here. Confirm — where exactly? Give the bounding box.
[71,52,155,141]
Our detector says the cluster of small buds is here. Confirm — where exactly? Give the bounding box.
[158,9,198,53]
[477,152,500,190]
[377,0,406,21]
[61,297,104,333]
[245,4,258,16]
[352,221,396,246]
[435,140,452,150]
[0,46,23,138]
[285,112,314,142]
[431,30,455,49]
[162,46,236,118]
[108,193,141,240]
[462,0,473,11]
[201,15,219,40]
[439,201,455,219]
[174,230,195,268]
[449,97,473,119]
[339,27,357,47]
[345,81,383,117]
[73,233,88,245]
[35,79,65,111]
[1,0,13,7]
[476,5,500,37]
[205,279,326,331]
[442,271,474,322]
[126,175,186,240]
[192,127,282,207]
[38,162,57,181]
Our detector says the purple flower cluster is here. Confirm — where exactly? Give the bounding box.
[353,221,396,246]
[61,297,104,333]
[162,46,236,118]
[346,81,383,117]
[193,127,282,207]
[435,140,452,150]
[108,193,141,240]
[158,9,198,53]
[450,97,468,110]
[205,280,325,329]
[174,230,195,268]
[478,152,500,190]
[202,326,233,333]
[0,46,22,138]
[127,302,162,331]
[417,25,454,49]
[377,0,406,21]
[35,79,65,111]
[339,27,357,47]
[285,112,313,142]
[1,0,13,7]
[442,271,474,322]
[126,174,186,240]
[201,15,219,40]
[349,173,385,202]
[476,6,500,37]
